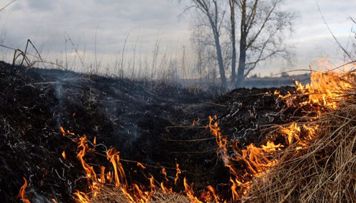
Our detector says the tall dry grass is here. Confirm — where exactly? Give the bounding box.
[246,72,356,203]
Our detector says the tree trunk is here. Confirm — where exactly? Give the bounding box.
[237,35,246,87]
[237,0,247,87]
[212,27,227,90]
[229,0,237,87]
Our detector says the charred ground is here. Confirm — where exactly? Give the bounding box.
[0,61,298,202]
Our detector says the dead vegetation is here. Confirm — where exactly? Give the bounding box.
[2,58,356,202]
[247,73,356,202]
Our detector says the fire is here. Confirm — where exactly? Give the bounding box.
[208,115,229,166]
[106,148,127,188]
[297,72,352,109]
[120,187,135,202]
[261,141,283,152]
[106,171,113,184]
[136,162,146,170]
[280,122,301,145]
[240,143,279,175]
[161,167,168,182]
[61,151,66,159]
[200,185,220,202]
[60,126,75,136]
[277,72,353,110]
[174,163,182,185]
[149,175,156,193]
[230,178,240,201]
[93,137,97,146]
[77,136,97,182]
[160,182,172,194]
[42,70,354,202]
[59,127,65,136]
[207,71,353,201]
[183,178,202,203]
[99,166,106,184]
[74,136,155,203]
[133,184,150,203]
[18,177,30,203]
[73,191,90,203]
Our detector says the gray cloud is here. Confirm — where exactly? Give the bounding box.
[26,0,55,11]
[0,0,354,75]
[0,0,188,52]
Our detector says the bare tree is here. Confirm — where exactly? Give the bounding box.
[229,0,237,85]
[235,0,294,86]
[189,0,227,89]
[191,22,218,81]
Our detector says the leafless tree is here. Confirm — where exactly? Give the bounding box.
[235,0,294,86]
[189,0,228,89]
[229,0,237,85]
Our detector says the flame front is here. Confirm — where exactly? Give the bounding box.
[33,70,352,202]
[208,71,353,201]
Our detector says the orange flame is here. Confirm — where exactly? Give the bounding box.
[136,162,146,170]
[240,143,279,175]
[183,178,202,203]
[149,175,156,193]
[160,182,172,194]
[67,71,352,202]
[208,115,230,166]
[93,137,97,146]
[99,166,106,184]
[18,177,30,203]
[120,187,135,202]
[73,191,90,203]
[174,163,181,185]
[77,136,97,182]
[106,148,127,188]
[200,185,220,202]
[133,184,150,203]
[61,151,66,160]
[59,127,65,136]
[209,71,353,201]
[60,126,75,136]
[161,167,168,182]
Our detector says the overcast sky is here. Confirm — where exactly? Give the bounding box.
[0,0,355,76]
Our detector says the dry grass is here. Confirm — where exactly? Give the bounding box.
[246,80,356,202]
[91,186,190,203]
[77,72,356,203]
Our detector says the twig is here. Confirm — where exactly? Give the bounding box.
[0,0,16,12]
[316,2,352,60]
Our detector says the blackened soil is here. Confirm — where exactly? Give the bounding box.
[0,61,296,202]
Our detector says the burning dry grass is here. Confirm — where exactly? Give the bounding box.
[15,67,356,202]
[90,186,190,203]
[246,72,356,202]
[69,71,356,203]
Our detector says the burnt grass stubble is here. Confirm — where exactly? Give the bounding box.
[0,61,299,202]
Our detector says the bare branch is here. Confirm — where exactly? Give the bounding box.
[0,0,16,12]
[351,17,356,24]
[317,2,352,60]
[246,0,279,49]
[245,0,260,35]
